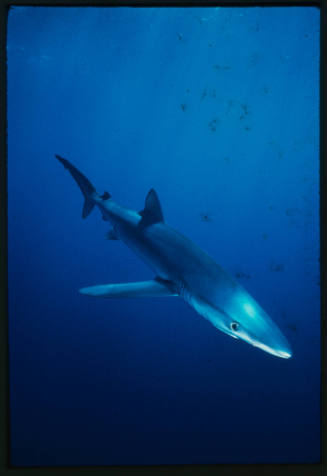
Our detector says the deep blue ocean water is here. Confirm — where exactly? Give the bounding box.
[7,6,320,466]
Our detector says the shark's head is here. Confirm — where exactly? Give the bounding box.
[191,289,292,359]
[221,291,292,358]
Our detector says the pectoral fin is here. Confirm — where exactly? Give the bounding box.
[79,278,177,298]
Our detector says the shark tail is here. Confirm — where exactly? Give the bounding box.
[55,154,97,218]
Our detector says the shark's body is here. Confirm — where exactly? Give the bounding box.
[56,155,292,359]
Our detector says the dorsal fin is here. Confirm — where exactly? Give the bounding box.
[139,189,164,228]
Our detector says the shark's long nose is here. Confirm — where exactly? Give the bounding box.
[271,335,293,359]
[259,343,292,359]
[276,349,292,359]
[229,293,293,359]
[251,322,292,359]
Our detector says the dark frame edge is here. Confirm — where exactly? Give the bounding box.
[1,1,326,476]
[0,0,9,473]
[319,0,326,470]
[0,0,324,7]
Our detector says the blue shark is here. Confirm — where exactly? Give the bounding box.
[56,155,292,359]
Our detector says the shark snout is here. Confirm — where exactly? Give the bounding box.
[251,336,292,359]
[226,293,293,359]
[244,319,292,359]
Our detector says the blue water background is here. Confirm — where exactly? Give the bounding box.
[7,6,320,466]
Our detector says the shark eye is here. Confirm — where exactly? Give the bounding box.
[230,322,240,332]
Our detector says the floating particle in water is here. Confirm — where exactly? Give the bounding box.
[244,125,251,132]
[262,233,268,240]
[267,140,284,159]
[263,85,270,94]
[248,52,260,67]
[177,33,183,41]
[224,156,230,163]
[285,208,301,217]
[186,88,190,93]
[268,205,274,211]
[287,323,297,332]
[180,103,187,112]
[309,338,320,345]
[209,118,218,131]
[197,16,209,24]
[235,271,251,279]
[213,64,231,71]
[270,262,284,272]
[226,99,234,115]
[200,213,211,222]
[250,22,260,32]
[201,88,208,101]
[240,103,250,116]
[40,54,53,62]
[239,114,245,121]
[280,54,291,63]
[211,89,217,98]
[208,42,214,47]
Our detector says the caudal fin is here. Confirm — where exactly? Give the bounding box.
[55,154,96,218]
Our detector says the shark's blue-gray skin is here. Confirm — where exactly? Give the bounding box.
[55,155,292,359]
